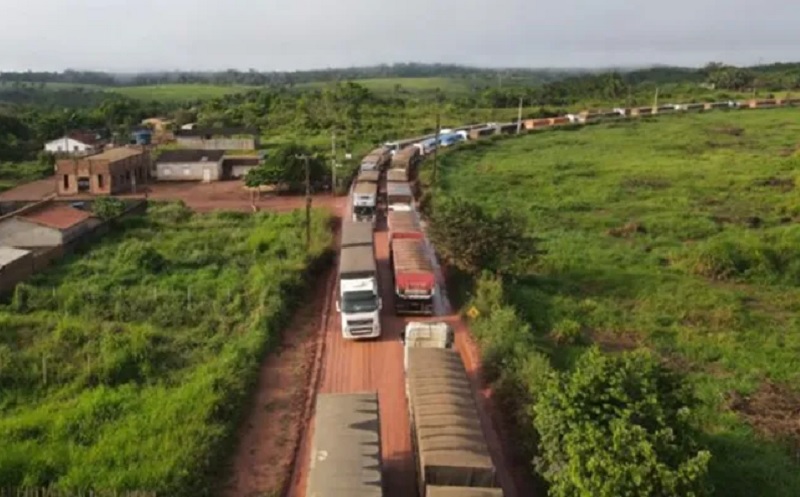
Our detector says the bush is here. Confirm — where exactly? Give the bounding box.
[428,196,540,276]
[534,348,712,497]
[92,197,126,220]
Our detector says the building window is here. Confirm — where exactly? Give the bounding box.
[57,146,63,151]
[98,174,104,189]
[63,175,69,189]
[74,146,79,152]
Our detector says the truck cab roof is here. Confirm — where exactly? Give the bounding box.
[401,321,453,349]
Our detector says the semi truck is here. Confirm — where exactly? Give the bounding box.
[337,243,382,339]
[353,170,380,224]
[360,147,390,172]
[390,146,421,175]
[386,182,414,212]
[403,343,501,496]
[390,237,434,315]
[306,392,383,497]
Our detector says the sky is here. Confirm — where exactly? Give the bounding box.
[1,0,798,72]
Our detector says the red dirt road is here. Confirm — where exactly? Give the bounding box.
[0,177,339,214]
[287,205,532,497]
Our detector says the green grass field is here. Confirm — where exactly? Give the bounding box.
[429,107,800,497]
[0,203,332,495]
[0,161,52,193]
[112,84,256,101]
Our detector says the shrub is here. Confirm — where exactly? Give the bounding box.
[534,348,712,497]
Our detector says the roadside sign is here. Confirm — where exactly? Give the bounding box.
[344,153,352,160]
[467,306,480,319]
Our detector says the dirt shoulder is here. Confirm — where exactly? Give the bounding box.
[221,264,335,497]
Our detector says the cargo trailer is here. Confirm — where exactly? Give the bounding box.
[390,237,434,315]
[386,182,414,212]
[306,392,383,497]
[342,220,374,249]
[426,486,504,497]
[405,348,499,496]
[352,180,378,224]
[387,210,423,243]
[391,146,421,173]
[387,168,409,183]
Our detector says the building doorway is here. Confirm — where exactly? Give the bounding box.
[77,177,90,193]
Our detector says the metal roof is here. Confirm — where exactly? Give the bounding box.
[87,147,144,162]
[158,149,226,163]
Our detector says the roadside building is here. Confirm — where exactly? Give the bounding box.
[0,246,34,295]
[56,147,149,196]
[0,202,101,248]
[141,117,173,133]
[44,131,103,156]
[223,155,261,179]
[175,127,259,150]
[155,150,225,182]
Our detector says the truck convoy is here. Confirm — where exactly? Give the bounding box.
[401,321,503,497]
[306,392,383,497]
[353,170,380,224]
[337,220,381,339]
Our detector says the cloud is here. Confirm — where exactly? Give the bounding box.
[0,0,798,71]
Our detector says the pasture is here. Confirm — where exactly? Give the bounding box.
[430,107,800,497]
[0,203,332,495]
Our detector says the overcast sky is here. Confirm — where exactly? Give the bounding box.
[1,0,798,72]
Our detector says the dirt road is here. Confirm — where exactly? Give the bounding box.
[287,205,530,497]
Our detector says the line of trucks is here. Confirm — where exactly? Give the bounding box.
[337,144,433,339]
[307,322,503,497]
[312,95,800,496]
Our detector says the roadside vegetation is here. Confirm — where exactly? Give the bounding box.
[0,202,333,495]
[425,107,800,496]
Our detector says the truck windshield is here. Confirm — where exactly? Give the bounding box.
[342,290,378,313]
[354,205,374,216]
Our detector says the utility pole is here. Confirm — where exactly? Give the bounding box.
[331,129,337,195]
[295,154,312,249]
[652,87,660,113]
[516,97,523,134]
[432,110,441,190]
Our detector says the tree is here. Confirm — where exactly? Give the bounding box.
[92,197,126,220]
[244,143,326,192]
[427,196,539,276]
[534,348,712,497]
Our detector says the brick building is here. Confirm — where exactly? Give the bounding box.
[56,147,149,196]
[175,127,259,151]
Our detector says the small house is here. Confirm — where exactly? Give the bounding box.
[0,202,101,248]
[155,150,226,182]
[44,131,103,156]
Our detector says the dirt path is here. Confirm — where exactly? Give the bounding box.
[221,259,336,497]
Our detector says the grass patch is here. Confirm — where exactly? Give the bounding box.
[429,107,800,496]
[0,202,332,495]
[112,84,257,102]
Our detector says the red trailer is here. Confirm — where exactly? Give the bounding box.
[387,210,423,243]
[390,237,435,315]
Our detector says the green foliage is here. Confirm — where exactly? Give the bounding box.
[432,108,800,495]
[91,197,126,220]
[428,196,539,276]
[0,202,332,495]
[535,348,712,497]
[244,143,327,192]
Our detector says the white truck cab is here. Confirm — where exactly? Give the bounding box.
[400,321,455,371]
[337,238,382,339]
